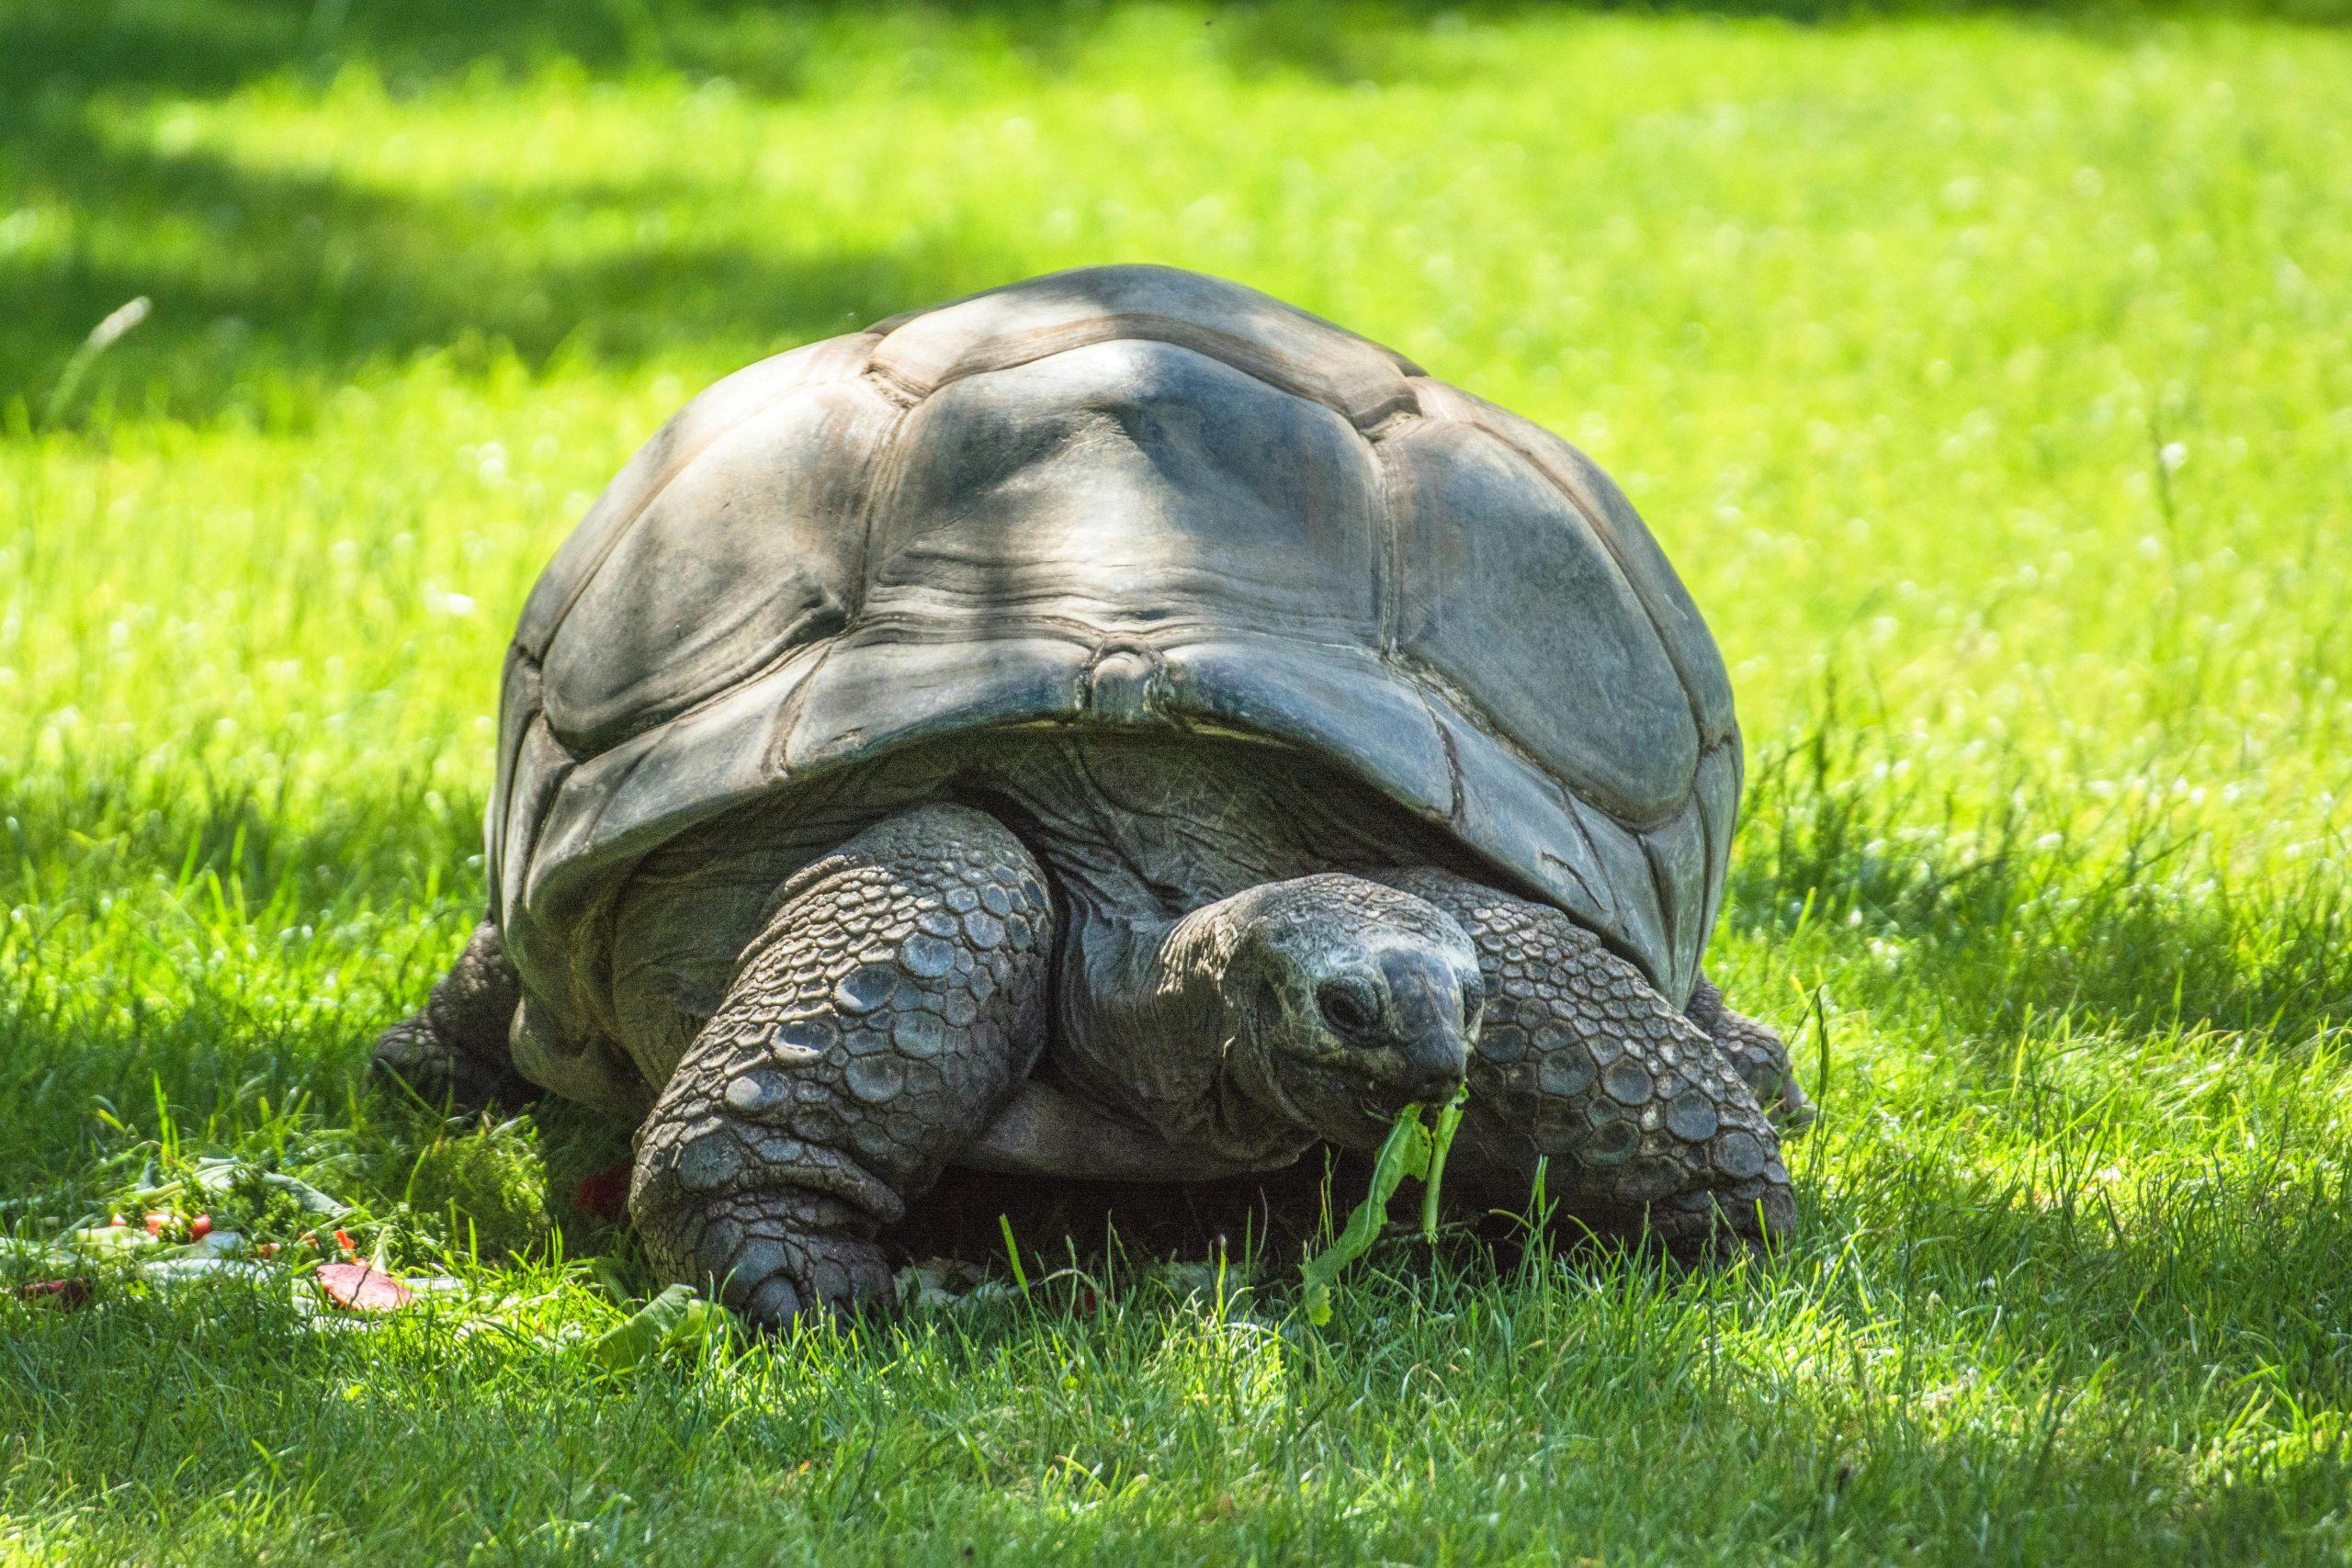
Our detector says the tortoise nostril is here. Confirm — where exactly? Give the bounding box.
[1316,977,1381,1037]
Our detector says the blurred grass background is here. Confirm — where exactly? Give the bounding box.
[3,2,2349,1562]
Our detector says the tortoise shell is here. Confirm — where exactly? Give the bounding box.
[487,265,1741,1040]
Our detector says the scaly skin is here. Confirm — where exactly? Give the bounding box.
[1370,868,1794,1249]
[368,920,533,1108]
[1687,975,1816,1134]
[628,804,1054,1323]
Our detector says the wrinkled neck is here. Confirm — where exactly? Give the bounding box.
[1056,894,1313,1169]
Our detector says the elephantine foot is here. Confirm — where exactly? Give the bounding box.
[628,1165,895,1325]
[368,920,532,1109]
[1687,976,1816,1135]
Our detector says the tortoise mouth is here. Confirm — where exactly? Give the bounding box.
[1251,1056,1453,1151]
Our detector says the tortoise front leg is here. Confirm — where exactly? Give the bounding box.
[1368,869,1792,1250]
[629,805,1054,1325]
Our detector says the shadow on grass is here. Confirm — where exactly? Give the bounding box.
[9,0,2346,425]
[18,938,2349,1416]
[1728,716,2352,1046]
[5,1113,2346,1568]
[8,0,2346,110]
[2,101,1016,426]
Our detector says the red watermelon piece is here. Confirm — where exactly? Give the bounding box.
[17,1279,92,1309]
[316,1262,413,1313]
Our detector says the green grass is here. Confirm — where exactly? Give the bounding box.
[6,1,2351,1562]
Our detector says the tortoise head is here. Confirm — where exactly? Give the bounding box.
[1205,874,1485,1148]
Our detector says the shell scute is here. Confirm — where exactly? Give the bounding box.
[865,262,1420,430]
[1385,415,1697,821]
[541,378,898,754]
[866,338,1383,645]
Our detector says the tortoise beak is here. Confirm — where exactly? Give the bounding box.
[1324,947,1475,1112]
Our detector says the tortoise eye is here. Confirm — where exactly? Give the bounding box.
[1316,978,1380,1037]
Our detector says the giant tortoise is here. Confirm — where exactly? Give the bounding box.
[375,265,1810,1325]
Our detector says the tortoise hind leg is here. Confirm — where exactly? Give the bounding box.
[628,804,1054,1325]
[369,919,534,1109]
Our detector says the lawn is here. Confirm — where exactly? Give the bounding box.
[4,1,2350,1562]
